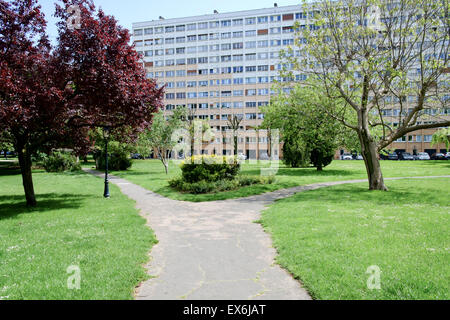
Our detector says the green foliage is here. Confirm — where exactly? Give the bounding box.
[264,85,347,170]
[181,158,240,183]
[43,152,81,172]
[94,145,132,171]
[431,128,450,149]
[169,175,275,194]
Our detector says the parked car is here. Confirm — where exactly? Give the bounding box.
[341,153,353,160]
[131,153,144,159]
[237,153,247,161]
[430,153,447,160]
[387,153,399,160]
[259,152,270,160]
[415,152,431,160]
[355,154,364,160]
[445,152,450,160]
[399,152,414,161]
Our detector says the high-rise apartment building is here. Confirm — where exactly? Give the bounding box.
[132,4,449,159]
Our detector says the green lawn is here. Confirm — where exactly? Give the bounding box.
[97,159,450,202]
[260,178,450,300]
[0,166,156,300]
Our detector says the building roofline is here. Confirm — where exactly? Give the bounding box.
[132,4,308,28]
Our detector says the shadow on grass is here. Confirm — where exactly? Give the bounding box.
[0,193,92,221]
[278,183,443,207]
[243,167,356,177]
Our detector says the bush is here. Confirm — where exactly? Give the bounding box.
[94,148,132,171]
[180,155,240,183]
[168,174,275,194]
[43,152,81,172]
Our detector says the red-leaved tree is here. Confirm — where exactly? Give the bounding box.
[0,0,163,206]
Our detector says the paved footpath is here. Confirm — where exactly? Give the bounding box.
[85,169,449,300]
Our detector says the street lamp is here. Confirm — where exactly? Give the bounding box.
[103,126,111,198]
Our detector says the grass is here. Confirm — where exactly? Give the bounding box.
[260,178,450,300]
[89,159,450,202]
[0,166,156,300]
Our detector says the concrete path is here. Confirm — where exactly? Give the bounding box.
[84,169,449,300]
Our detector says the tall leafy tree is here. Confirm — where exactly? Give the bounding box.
[431,128,450,150]
[138,107,187,174]
[284,0,449,190]
[0,0,163,206]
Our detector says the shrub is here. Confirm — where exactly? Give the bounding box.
[94,148,132,171]
[43,152,81,172]
[168,174,275,194]
[180,155,240,183]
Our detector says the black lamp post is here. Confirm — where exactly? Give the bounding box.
[103,126,110,198]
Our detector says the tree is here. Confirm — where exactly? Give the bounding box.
[262,85,347,170]
[227,115,243,163]
[139,107,187,174]
[0,0,163,206]
[431,128,450,150]
[284,0,449,190]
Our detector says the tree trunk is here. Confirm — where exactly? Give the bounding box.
[359,130,388,191]
[317,164,323,171]
[17,143,37,206]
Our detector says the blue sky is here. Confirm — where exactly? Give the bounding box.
[40,0,302,43]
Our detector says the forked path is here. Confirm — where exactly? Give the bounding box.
[85,170,449,300]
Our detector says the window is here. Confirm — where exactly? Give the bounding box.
[165,38,174,44]
[424,135,432,142]
[144,39,153,46]
[199,81,208,87]
[198,22,208,29]
[166,93,174,99]
[296,12,307,19]
[198,92,208,98]
[134,29,143,36]
[144,50,153,57]
[134,41,143,47]
[198,57,208,64]
[198,34,208,41]
[221,55,231,62]
[176,92,186,99]
[245,30,256,37]
[209,33,219,40]
[282,14,294,21]
[154,38,163,45]
[187,35,197,42]
[221,67,232,74]
[210,44,220,51]
[176,25,185,32]
[233,42,243,49]
[258,40,268,48]
[221,20,231,27]
[210,56,219,62]
[165,26,174,33]
[246,113,257,119]
[270,39,281,47]
[176,70,186,76]
[258,76,269,83]
[209,21,219,28]
[155,27,164,34]
[246,77,257,84]
[282,26,293,33]
[245,53,256,61]
[165,59,174,66]
[258,52,268,60]
[233,66,243,73]
[270,27,281,34]
[187,23,196,31]
[283,39,294,45]
[258,89,269,95]
[221,79,232,85]
[233,91,244,97]
[144,28,153,35]
[233,31,243,38]
[221,43,231,50]
[187,92,197,98]
[188,70,197,76]
[176,59,186,65]
[176,81,185,88]
[187,58,197,64]
[198,45,208,52]
[246,102,257,107]
[233,78,243,84]
[176,47,185,54]
[245,17,256,25]
[155,49,164,56]
[221,32,231,39]
[416,135,422,142]
[233,54,243,61]
[245,41,256,48]
[257,16,268,23]
[187,46,197,53]
[233,19,243,26]
[176,36,185,43]
[246,66,256,72]
[187,81,197,87]
[270,15,281,22]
